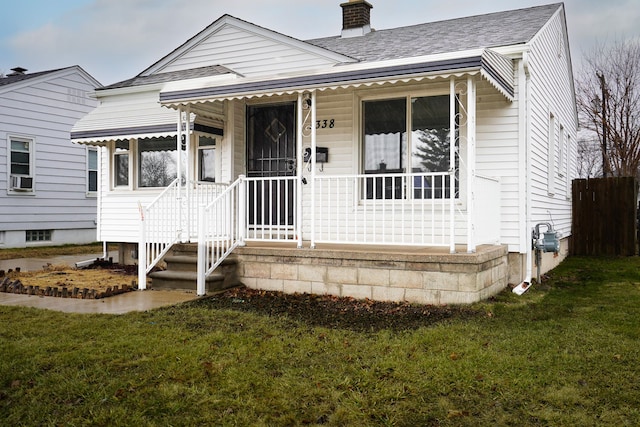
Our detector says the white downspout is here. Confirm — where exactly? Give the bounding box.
[515,51,533,294]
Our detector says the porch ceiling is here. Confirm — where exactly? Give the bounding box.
[159,49,514,107]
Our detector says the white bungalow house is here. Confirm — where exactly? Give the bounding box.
[1,66,101,248]
[71,1,577,304]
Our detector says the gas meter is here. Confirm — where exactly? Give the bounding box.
[532,222,560,253]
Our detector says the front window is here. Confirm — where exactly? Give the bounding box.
[138,137,178,188]
[87,148,98,193]
[362,95,456,199]
[198,136,216,182]
[114,140,129,187]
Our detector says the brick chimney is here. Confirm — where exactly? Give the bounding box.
[340,0,373,38]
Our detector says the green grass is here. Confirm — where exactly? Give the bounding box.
[2,256,640,426]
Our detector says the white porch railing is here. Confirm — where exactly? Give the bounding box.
[244,176,299,242]
[313,172,457,246]
[196,177,246,295]
[138,179,181,289]
[187,182,230,238]
[138,179,229,290]
[145,172,498,294]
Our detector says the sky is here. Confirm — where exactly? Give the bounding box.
[1,0,639,86]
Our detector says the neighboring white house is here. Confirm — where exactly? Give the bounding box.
[0,66,102,248]
[72,2,577,303]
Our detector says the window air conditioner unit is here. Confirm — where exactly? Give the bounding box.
[10,175,33,191]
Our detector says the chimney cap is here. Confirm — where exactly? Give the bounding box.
[8,67,28,76]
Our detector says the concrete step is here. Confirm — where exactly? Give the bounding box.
[163,255,237,272]
[149,245,240,293]
[148,270,241,292]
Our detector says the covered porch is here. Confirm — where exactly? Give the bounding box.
[139,66,509,297]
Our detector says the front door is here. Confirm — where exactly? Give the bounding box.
[246,103,296,235]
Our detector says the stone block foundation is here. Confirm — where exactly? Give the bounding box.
[235,243,509,305]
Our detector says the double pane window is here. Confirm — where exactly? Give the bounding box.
[10,138,32,175]
[88,148,98,192]
[363,95,456,199]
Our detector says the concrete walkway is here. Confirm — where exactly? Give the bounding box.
[0,252,201,314]
[0,251,118,272]
[0,289,201,314]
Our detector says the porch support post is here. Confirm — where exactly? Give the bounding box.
[184,107,192,242]
[138,211,147,290]
[196,204,206,296]
[176,108,184,242]
[466,76,477,253]
[449,77,456,254]
[238,174,246,246]
[310,90,317,249]
[296,93,304,248]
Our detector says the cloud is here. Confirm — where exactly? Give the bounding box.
[3,0,639,84]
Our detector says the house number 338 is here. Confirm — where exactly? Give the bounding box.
[316,119,335,129]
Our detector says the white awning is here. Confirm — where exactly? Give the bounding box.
[159,49,514,107]
[71,90,180,145]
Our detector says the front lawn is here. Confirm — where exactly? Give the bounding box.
[1,256,639,426]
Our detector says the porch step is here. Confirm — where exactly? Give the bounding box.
[148,244,241,292]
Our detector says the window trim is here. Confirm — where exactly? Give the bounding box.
[87,147,98,196]
[358,90,459,201]
[197,134,217,183]
[7,134,36,195]
[112,139,131,190]
[547,112,556,196]
[137,136,180,188]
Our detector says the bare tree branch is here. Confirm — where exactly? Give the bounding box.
[576,38,640,178]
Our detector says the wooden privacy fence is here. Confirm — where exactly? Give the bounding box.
[572,177,638,256]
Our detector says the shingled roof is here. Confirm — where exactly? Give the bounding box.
[307,3,562,62]
[0,67,71,87]
[100,3,562,91]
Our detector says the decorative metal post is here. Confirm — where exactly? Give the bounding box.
[466,76,477,253]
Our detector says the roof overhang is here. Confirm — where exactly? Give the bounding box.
[159,49,514,106]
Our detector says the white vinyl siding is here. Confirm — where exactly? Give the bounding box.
[524,9,577,238]
[475,77,520,250]
[159,24,342,78]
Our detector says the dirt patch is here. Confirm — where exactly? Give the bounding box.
[195,287,484,332]
[0,262,137,299]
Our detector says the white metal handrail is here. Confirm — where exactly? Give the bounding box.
[197,176,245,295]
[138,178,181,289]
[313,172,457,246]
